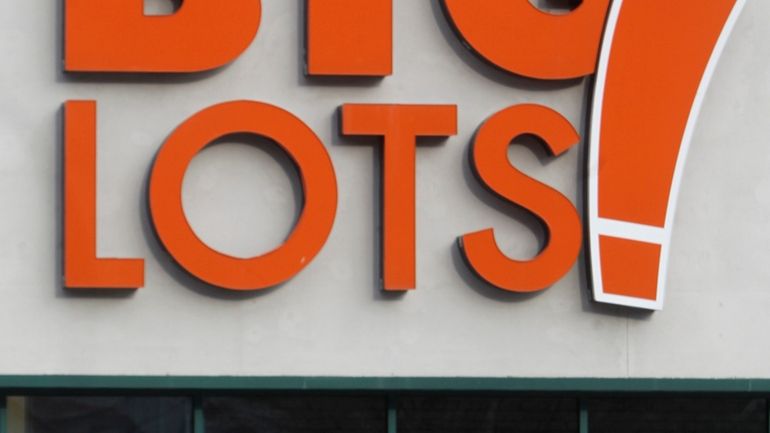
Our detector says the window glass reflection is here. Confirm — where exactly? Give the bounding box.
[204,395,387,433]
[589,397,766,433]
[7,396,191,433]
[398,395,579,433]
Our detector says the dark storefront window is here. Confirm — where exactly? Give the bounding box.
[3,392,770,433]
[7,396,191,433]
[589,397,766,433]
[204,395,387,433]
[398,395,579,433]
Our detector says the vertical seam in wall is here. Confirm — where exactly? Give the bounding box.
[626,313,630,376]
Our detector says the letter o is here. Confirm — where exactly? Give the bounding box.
[149,101,338,290]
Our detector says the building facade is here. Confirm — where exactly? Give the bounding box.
[0,0,769,431]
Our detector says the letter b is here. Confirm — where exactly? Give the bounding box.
[65,0,261,72]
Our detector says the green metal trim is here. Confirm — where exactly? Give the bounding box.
[387,394,398,433]
[1,376,770,393]
[193,397,205,433]
[579,398,589,433]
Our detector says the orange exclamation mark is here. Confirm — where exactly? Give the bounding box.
[588,0,746,310]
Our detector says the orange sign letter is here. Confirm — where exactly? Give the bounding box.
[342,104,457,290]
[460,104,581,292]
[64,101,145,289]
[149,101,337,290]
[307,0,392,76]
[588,0,745,310]
[65,0,261,72]
[441,0,609,79]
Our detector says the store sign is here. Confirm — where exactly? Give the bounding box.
[61,0,745,311]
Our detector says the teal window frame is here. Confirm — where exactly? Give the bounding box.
[2,376,770,433]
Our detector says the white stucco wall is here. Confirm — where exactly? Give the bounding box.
[0,0,767,378]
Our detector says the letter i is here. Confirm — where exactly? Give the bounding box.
[306,0,392,76]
